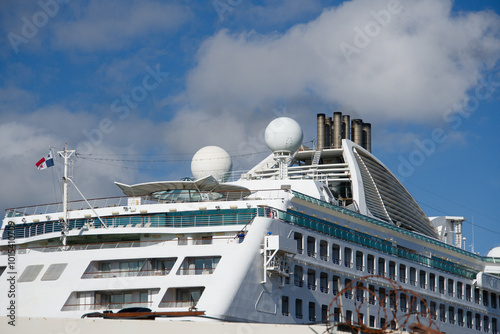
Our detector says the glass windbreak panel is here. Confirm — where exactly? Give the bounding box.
[151,189,222,202]
[82,258,176,278]
[178,256,221,275]
[159,287,205,308]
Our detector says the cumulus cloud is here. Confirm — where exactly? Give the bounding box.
[185,0,500,123]
[52,0,192,52]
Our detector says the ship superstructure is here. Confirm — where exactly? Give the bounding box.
[1,114,500,333]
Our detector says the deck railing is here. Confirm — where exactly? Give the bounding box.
[2,208,259,240]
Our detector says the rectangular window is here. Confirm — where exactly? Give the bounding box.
[282,296,289,316]
[320,272,328,293]
[179,257,220,275]
[296,299,303,319]
[294,232,303,254]
[355,251,364,271]
[307,236,316,257]
[309,302,316,322]
[159,287,205,308]
[307,269,316,290]
[332,244,340,265]
[319,240,328,261]
[321,305,328,323]
[294,265,304,287]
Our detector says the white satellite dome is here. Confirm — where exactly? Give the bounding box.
[191,146,232,182]
[264,117,303,153]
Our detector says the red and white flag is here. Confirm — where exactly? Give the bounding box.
[36,151,54,170]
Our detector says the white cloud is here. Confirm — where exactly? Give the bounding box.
[186,0,500,124]
[52,0,192,52]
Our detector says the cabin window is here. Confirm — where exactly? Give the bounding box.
[332,275,340,295]
[367,254,375,274]
[438,276,445,294]
[321,305,328,323]
[399,264,406,283]
[483,290,490,307]
[307,269,316,290]
[420,299,427,314]
[319,240,328,261]
[294,265,304,287]
[307,236,316,257]
[295,299,303,319]
[388,261,396,280]
[409,267,416,286]
[475,288,481,304]
[294,232,303,254]
[419,270,427,288]
[430,301,437,320]
[466,284,472,302]
[448,306,455,324]
[282,296,289,316]
[467,311,473,329]
[345,310,353,324]
[476,313,482,331]
[439,304,446,322]
[358,313,364,326]
[332,244,340,265]
[457,281,463,299]
[457,308,464,326]
[333,307,340,323]
[308,302,316,322]
[355,251,364,271]
[368,285,376,305]
[345,279,353,299]
[356,282,364,302]
[429,273,436,292]
[379,288,386,307]
[448,278,454,297]
[320,272,328,293]
[400,293,407,312]
[344,248,352,268]
[378,257,386,276]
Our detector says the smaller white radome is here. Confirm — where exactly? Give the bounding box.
[264,117,303,153]
[191,146,232,182]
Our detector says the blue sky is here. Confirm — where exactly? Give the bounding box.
[1,0,499,255]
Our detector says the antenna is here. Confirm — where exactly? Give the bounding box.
[57,144,75,248]
[471,215,475,254]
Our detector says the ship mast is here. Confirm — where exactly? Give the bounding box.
[58,144,75,247]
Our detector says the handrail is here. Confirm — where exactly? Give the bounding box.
[1,208,260,240]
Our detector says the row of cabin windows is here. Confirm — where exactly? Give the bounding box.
[293,232,500,310]
[282,291,499,332]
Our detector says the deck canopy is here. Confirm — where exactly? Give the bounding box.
[115,175,251,202]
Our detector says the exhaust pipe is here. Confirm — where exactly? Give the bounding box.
[317,113,325,150]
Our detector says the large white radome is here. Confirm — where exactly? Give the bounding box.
[264,117,303,153]
[191,146,232,182]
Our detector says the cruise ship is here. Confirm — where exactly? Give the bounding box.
[1,113,500,333]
